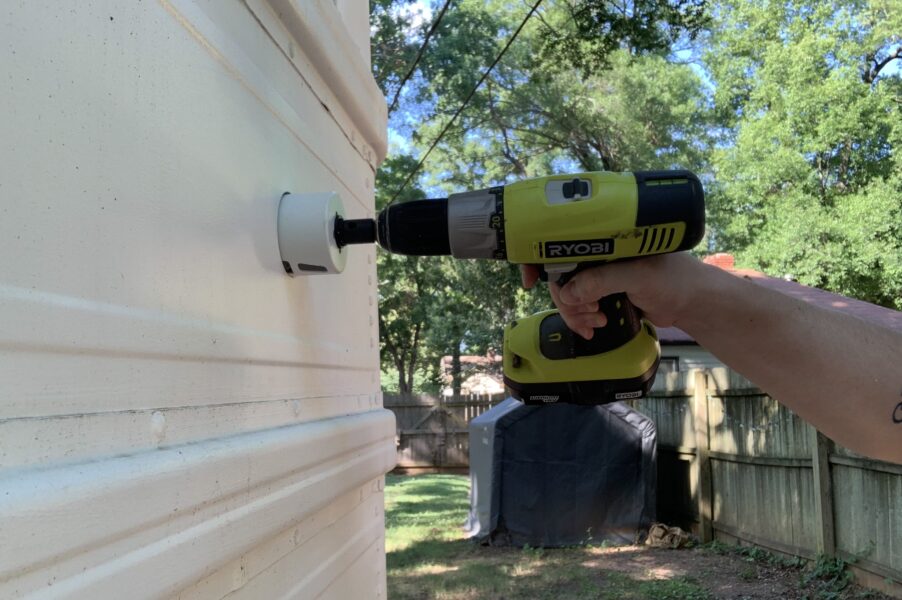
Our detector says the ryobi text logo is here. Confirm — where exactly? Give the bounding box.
[543,238,614,258]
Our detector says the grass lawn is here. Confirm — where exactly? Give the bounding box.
[384,474,892,600]
[384,474,710,600]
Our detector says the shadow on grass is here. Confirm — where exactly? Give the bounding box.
[385,475,471,532]
[386,476,469,498]
[386,499,464,524]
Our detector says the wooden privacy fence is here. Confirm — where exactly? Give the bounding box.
[635,367,901,595]
[383,393,505,469]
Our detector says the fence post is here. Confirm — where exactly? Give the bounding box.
[438,394,448,468]
[693,370,714,543]
[810,426,836,556]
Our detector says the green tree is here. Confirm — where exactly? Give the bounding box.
[370,0,420,98]
[373,0,713,392]
[419,257,543,394]
[705,0,902,308]
[375,155,446,394]
[413,0,711,186]
[538,0,708,75]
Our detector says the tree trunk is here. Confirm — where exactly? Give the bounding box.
[406,324,421,395]
[397,358,410,394]
[404,361,415,394]
[452,341,462,397]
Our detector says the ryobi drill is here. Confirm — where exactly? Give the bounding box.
[334,170,705,405]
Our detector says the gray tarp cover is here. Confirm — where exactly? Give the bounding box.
[465,399,656,547]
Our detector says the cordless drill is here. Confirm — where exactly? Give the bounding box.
[330,170,705,405]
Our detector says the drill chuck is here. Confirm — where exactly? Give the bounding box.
[333,199,452,255]
[375,199,451,256]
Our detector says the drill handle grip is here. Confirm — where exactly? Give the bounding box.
[539,264,642,324]
[536,292,642,358]
[537,264,644,352]
[593,292,643,345]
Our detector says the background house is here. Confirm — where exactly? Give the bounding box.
[439,352,505,396]
[0,1,394,597]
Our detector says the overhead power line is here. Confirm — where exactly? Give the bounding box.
[387,0,544,206]
[388,0,453,116]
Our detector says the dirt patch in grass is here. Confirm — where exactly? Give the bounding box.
[385,474,891,600]
[583,544,795,599]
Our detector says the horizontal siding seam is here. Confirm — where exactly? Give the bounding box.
[15,445,393,599]
[0,393,373,425]
[0,411,395,587]
[312,528,385,600]
[173,480,384,599]
[226,515,384,599]
[2,443,394,598]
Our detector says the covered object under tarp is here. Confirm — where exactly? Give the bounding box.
[465,398,656,547]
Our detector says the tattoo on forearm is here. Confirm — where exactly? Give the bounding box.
[895,401,902,424]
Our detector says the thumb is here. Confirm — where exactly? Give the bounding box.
[559,262,637,304]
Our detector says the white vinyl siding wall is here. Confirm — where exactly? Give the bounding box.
[0,0,392,597]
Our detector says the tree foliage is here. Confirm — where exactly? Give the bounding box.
[372,0,715,391]
[705,0,902,308]
[372,0,711,392]
[539,0,709,74]
[413,0,712,182]
[375,155,440,393]
[370,0,421,98]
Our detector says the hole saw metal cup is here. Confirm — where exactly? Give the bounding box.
[277,192,348,275]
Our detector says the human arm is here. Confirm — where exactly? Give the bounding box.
[522,253,902,463]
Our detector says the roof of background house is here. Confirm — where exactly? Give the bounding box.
[658,254,902,344]
[439,353,502,370]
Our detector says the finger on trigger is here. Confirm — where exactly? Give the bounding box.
[557,300,602,318]
[560,314,592,340]
[561,311,607,334]
[575,312,607,329]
